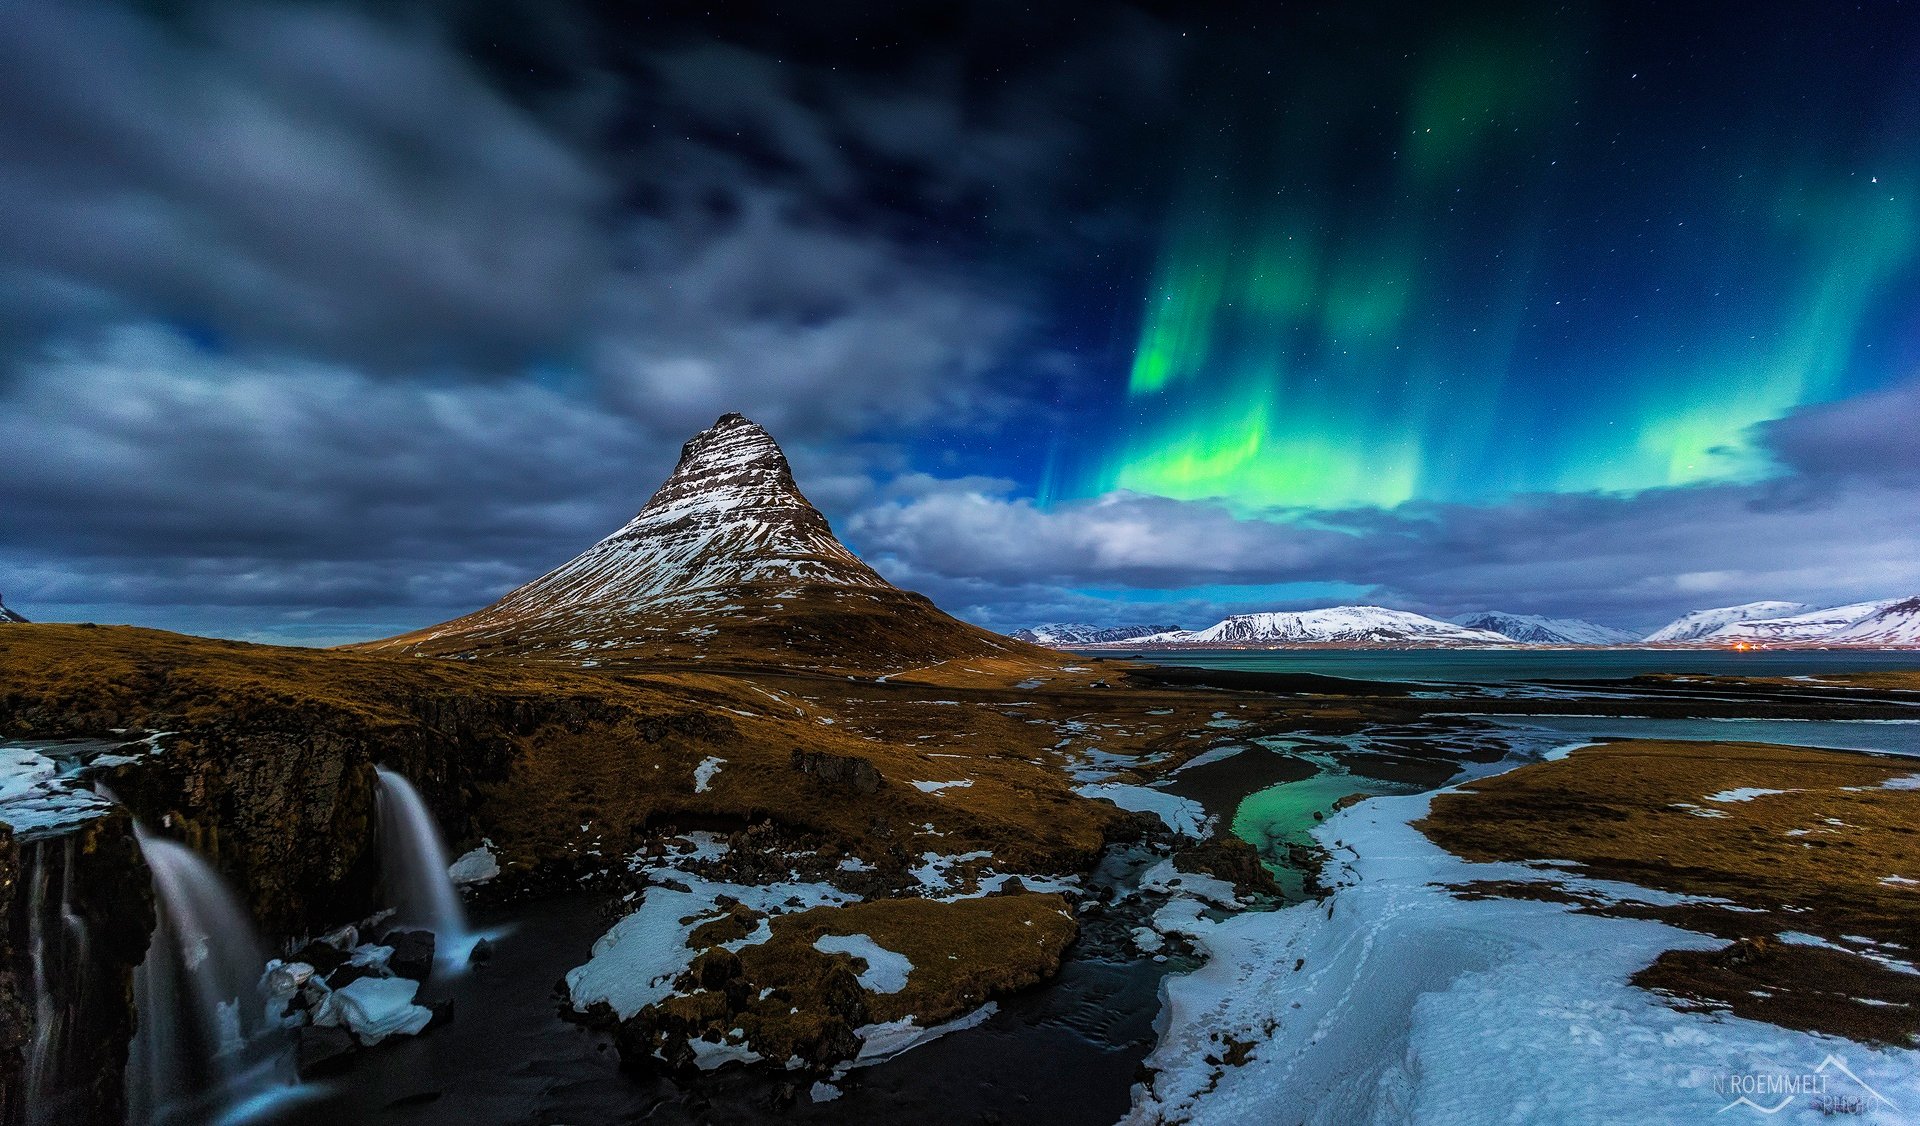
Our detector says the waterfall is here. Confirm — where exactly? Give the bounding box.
[22,836,87,1126]
[374,768,472,966]
[127,825,292,1126]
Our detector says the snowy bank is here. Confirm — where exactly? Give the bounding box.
[1125,788,1920,1124]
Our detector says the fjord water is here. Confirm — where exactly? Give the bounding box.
[374,768,473,967]
[128,826,293,1126]
[1105,647,1920,683]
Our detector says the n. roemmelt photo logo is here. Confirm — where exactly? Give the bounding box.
[1717,1055,1899,1116]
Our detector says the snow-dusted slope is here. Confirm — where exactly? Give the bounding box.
[1707,599,1902,644]
[361,414,1027,671]
[0,602,26,624]
[440,412,893,617]
[1124,607,1513,648]
[1011,623,1183,646]
[1643,601,1808,643]
[1823,598,1920,646]
[1452,612,1636,646]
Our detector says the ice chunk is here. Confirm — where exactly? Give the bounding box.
[312,976,433,1045]
[448,841,500,885]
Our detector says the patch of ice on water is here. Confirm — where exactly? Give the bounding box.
[848,1003,999,1068]
[1169,745,1247,775]
[1075,782,1212,838]
[814,933,913,993]
[0,742,120,836]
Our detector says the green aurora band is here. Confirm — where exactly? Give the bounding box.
[1080,18,1920,512]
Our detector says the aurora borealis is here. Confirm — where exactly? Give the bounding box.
[1050,5,1920,511]
[4,0,1920,640]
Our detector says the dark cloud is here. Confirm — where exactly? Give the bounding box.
[846,468,1920,634]
[0,1,609,371]
[1760,376,1920,482]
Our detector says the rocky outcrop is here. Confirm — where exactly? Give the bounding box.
[0,824,23,1126]
[789,749,883,795]
[1,815,153,1126]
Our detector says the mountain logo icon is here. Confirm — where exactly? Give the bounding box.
[1716,1054,1896,1115]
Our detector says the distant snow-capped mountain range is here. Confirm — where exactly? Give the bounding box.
[1051,607,1512,649]
[1010,623,1182,645]
[1020,595,1920,649]
[1450,612,1638,646]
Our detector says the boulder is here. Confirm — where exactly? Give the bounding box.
[296,1024,357,1079]
[379,929,437,983]
[789,749,881,794]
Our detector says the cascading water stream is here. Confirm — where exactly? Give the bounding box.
[17,834,96,1126]
[126,823,294,1126]
[374,768,473,967]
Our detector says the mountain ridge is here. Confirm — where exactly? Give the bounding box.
[1089,606,1514,649]
[355,413,1039,673]
[1011,623,1183,646]
[1452,611,1637,646]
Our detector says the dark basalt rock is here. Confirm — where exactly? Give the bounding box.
[0,815,153,1126]
[296,1024,357,1079]
[327,963,377,991]
[423,999,455,1034]
[789,749,882,794]
[292,939,350,977]
[0,824,25,1126]
[1173,837,1283,900]
[380,929,436,983]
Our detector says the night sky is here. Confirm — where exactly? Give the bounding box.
[4,0,1920,643]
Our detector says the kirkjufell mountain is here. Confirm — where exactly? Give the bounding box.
[361,413,1033,672]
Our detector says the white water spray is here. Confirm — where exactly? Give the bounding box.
[126,825,292,1126]
[374,768,472,967]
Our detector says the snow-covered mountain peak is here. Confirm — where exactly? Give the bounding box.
[361,413,1023,671]
[1827,597,1920,645]
[1113,606,1514,648]
[1452,612,1636,646]
[1012,623,1184,646]
[1643,601,1810,643]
